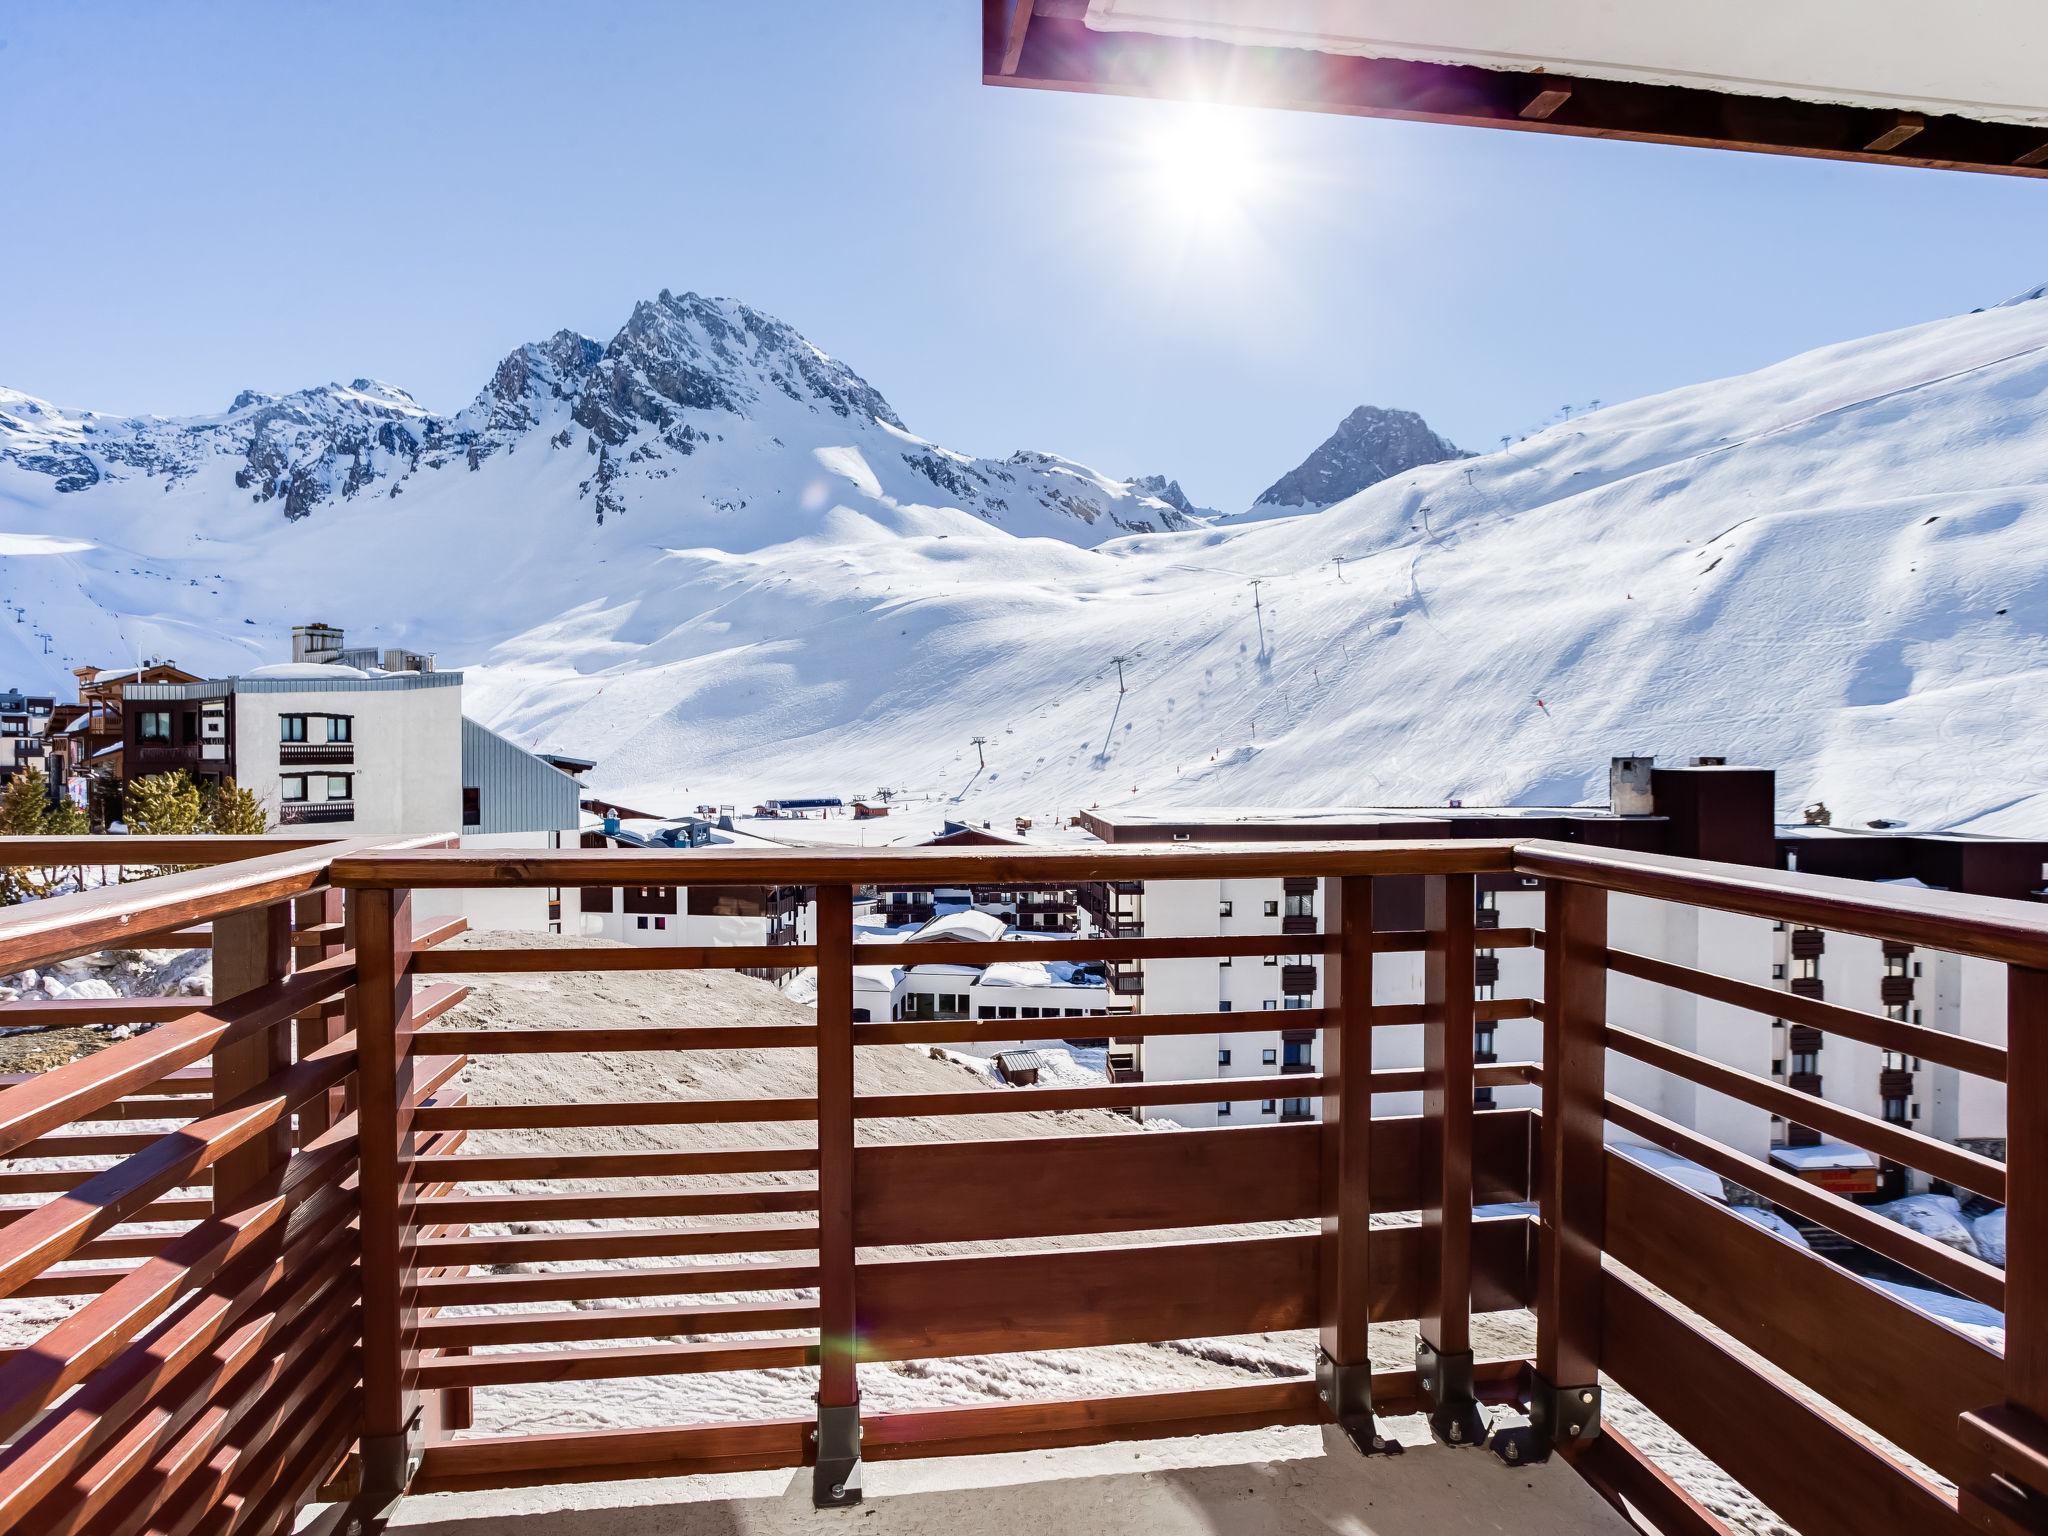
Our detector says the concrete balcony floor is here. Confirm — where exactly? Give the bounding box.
[388,1422,1638,1536]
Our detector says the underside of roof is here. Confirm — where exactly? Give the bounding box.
[984,0,2048,177]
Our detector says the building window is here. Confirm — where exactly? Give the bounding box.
[1262,999,1277,1010]
[1217,1102,1232,1117]
[654,916,666,930]
[1283,1040,1312,1067]
[279,715,307,743]
[1772,1058,1784,1076]
[998,1006,1016,1019]
[1284,892,1313,921]
[1218,1000,1232,1012]
[979,1005,996,1019]
[1022,1007,1041,1019]
[1772,964,1787,980]
[279,776,307,803]
[1283,1097,1313,1118]
[636,916,649,930]
[1882,1098,1910,1125]
[325,775,351,801]
[1790,1050,1819,1076]
[1218,1048,1232,1066]
[462,787,481,827]
[852,1008,871,1024]
[327,715,352,743]
[1261,1100,1276,1114]
[1263,900,1279,917]
[138,711,172,741]
[1219,900,1233,917]
[1283,996,1308,1009]
[1262,1048,1277,1065]
[1264,954,1278,967]
[1219,956,1231,968]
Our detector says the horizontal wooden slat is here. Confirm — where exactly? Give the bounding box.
[416,1299,819,1350]
[412,1338,816,1389]
[1605,1094,2003,1306]
[408,1023,817,1054]
[1374,996,1540,1026]
[329,839,1521,889]
[413,1188,818,1223]
[0,999,209,1030]
[415,1260,820,1308]
[1605,1024,2006,1200]
[412,1224,819,1267]
[413,1417,812,1493]
[1520,839,2048,969]
[855,1074,1326,1118]
[857,932,1335,966]
[1601,1268,1970,1536]
[854,1010,1320,1047]
[0,953,355,1158]
[404,1147,820,1182]
[853,1112,1533,1244]
[1608,946,2005,1081]
[415,944,813,975]
[1604,1147,1998,1485]
[860,1221,1531,1363]
[412,1097,817,1132]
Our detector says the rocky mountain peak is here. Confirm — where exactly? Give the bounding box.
[1254,404,1468,510]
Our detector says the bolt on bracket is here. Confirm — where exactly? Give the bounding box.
[812,1400,864,1509]
[1487,1368,1602,1465]
[1416,1339,1489,1449]
[1316,1350,1404,1456]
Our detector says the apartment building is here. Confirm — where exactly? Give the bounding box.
[120,624,578,928]
[578,815,814,979]
[876,825,1081,932]
[0,690,56,787]
[1074,796,1752,1138]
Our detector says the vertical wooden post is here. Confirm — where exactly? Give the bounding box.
[1316,875,1399,1453]
[293,887,348,1142]
[813,883,861,1507]
[2007,965,2048,1419]
[210,900,293,1211]
[353,886,420,1511]
[1497,878,1608,1464]
[1419,872,1485,1446]
[1961,964,2048,1531]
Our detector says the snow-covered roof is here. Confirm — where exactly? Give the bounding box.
[1769,1142,1880,1172]
[245,662,369,679]
[979,959,1104,990]
[909,908,1010,944]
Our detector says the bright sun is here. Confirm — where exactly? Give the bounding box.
[1140,105,1268,229]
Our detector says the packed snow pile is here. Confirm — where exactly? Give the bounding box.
[1974,1205,2007,1266]
[7,287,2048,830]
[1872,1192,1984,1259]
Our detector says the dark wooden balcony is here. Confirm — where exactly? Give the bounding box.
[130,740,207,769]
[1279,913,1317,935]
[279,799,354,824]
[1790,974,1825,999]
[1474,954,1501,987]
[1880,1067,1916,1100]
[1281,963,1316,995]
[1791,927,1826,959]
[1788,1023,1824,1055]
[1882,974,1916,1006]
[281,741,355,766]
[0,832,2034,1535]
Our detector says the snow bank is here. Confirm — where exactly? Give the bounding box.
[1873,1193,1982,1259]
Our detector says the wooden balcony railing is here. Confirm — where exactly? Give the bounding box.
[0,832,2043,1534]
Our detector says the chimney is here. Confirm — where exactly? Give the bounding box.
[381,647,435,675]
[292,623,344,665]
[1609,756,1656,817]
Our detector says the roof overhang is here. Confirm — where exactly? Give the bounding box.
[984,0,2048,177]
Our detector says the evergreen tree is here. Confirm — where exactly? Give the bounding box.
[0,768,79,904]
[123,772,204,836]
[207,778,268,836]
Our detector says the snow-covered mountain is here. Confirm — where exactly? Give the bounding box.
[0,290,1198,545]
[3,288,2047,835]
[1244,404,1469,516]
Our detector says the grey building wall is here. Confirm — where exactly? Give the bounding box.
[460,716,579,835]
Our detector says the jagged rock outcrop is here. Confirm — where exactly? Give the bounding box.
[1254,405,1468,510]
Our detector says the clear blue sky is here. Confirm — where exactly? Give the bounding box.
[7,2,2048,511]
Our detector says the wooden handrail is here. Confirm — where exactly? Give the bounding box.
[1518,839,2048,967]
[326,838,1523,887]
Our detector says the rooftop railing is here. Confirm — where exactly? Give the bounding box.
[0,834,2041,1533]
